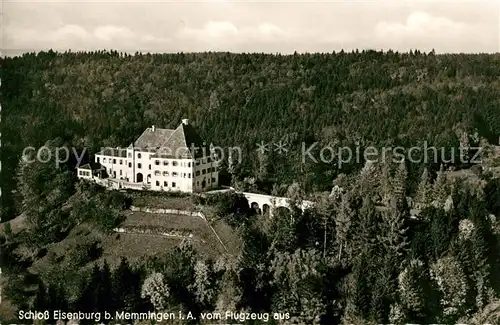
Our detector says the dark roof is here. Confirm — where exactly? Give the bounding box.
[79,163,92,170]
[95,121,211,160]
[96,148,127,157]
[134,127,175,150]
[153,123,210,159]
[79,162,103,170]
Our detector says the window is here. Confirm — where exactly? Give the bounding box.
[172,182,176,188]
[212,177,216,183]
[188,162,191,167]
[128,153,132,158]
[103,158,107,163]
[207,157,211,163]
[97,157,100,163]
[155,160,160,165]
[120,160,123,165]
[154,171,160,176]
[138,163,142,169]
[202,169,206,175]
[172,161,178,166]
[197,181,199,186]
[120,170,122,176]
[196,160,200,166]
[212,167,216,172]
[156,181,159,186]
[208,178,211,183]
[128,163,132,168]
[172,172,178,177]
[188,173,191,178]
[113,159,116,164]
[163,171,169,176]
[164,181,168,187]
[138,153,142,159]
[149,165,151,170]
[163,161,168,166]
[196,171,200,176]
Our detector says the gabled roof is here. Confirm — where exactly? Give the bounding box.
[153,122,211,159]
[79,162,103,170]
[134,127,175,150]
[95,121,210,159]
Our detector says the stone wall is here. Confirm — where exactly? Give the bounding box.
[129,205,203,218]
[113,225,196,239]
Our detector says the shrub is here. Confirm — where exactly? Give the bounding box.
[68,239,102,267]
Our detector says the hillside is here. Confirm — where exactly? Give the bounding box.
[2,51,500,325]
[3,51,500,221]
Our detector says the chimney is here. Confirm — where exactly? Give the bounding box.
[182,119,189,125]
[152,125,155,132]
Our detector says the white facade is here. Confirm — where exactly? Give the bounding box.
[80,119,220,193]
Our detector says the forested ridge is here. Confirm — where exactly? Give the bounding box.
[1,50,500,324]
[2,50,500,220]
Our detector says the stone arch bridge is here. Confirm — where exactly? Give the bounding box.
[204,187,315,217]
[241,191,314,217]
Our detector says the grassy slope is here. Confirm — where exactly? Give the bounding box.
[27,193,241,281]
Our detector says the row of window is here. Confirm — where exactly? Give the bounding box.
[100,157,124,165]
[153,171,192,178]
[78,170,91,177]
[153,160,188,167]
[99,157,194,168]
[195,157,212,165]
[99,156,217,168]
[194,178,217,187]
[155,181,177,188]
[195,167,217,176]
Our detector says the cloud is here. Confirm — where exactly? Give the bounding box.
[371,10,496,53]
[3,1,498,55]
[375,11,466,39]
[5,24,172,52]
[181,21,287,41]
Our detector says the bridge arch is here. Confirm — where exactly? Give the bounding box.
[262,204,270,216]
[241,191,314,218]
[250,202,261,214]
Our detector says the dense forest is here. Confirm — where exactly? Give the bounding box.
[1,50,500,324]
[2,50,500,221]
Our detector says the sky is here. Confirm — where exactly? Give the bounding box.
[3,0,500,56]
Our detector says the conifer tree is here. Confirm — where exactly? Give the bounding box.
[47,283,67,321]
[379,162,393,205]
[354,196,379,255]
[378,197,408,259]
[392,161,408,205]
[415,167,432,208]
[112,257,142,312]
[33,282,47,311]
[433,164,448,203]
[334,192,356,262]
[96,260,113,314]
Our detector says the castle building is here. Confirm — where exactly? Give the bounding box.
[77,119,219,192]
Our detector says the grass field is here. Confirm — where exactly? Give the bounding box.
[127,192,196,211]
[29,208,240,278]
